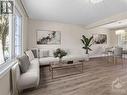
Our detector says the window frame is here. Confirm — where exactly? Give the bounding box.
[12,7,22,58]
[0,1,24,78]
[117,30,127,49]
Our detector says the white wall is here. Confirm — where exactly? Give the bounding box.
[28,20,86,56]
[28,20,114,57]
[108,30,117,47]
[28,20,115,57]
[0,71,10,95]
[86,27,114,57]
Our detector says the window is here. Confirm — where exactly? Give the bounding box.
[116,30,127,49]
[0,8,22,65]
[13,9,22,58]
[0,15,11,64]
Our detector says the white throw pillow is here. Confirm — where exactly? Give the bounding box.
[25,50,35,61]
[39,50,49,58]
[49,50,54,57]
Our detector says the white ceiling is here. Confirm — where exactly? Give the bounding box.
[22,0,127,26]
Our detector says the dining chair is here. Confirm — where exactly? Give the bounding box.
[122,50,127,59]
[102,47,113,63]
[113,47,123,64]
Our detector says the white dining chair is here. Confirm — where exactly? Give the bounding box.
[113,47,123,64]
[102,47,113,63]
[122,50,127,59]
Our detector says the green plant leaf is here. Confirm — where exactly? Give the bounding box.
[81,39,85,44]
[82,35,86,40]
[81,35,93,54]
[88,48,92,51]
[53,48,67,59]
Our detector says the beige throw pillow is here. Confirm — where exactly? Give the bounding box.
[25,50,35,61]
[39,50,49,58]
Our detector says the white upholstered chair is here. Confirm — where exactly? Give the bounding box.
[113,47,123,64]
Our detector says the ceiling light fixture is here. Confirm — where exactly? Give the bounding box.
[91,0,104,4]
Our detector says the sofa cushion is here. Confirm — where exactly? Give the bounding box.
[25,50,35,61]
[63,55,85,61]
[30,58,39,68]
[39,57,59,65]
[39,50,49,58]
[17,59,40,90]
[17,55,30,73]
[49,50,54,57]
[43,50,49,57]
[31,49,38,58]
[39,55,85,65]
[18,71,38,90]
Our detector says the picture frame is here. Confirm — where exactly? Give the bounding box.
[36,30,61,45]
[93,34,107,44]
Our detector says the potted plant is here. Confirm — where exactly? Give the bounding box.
[81,35,93,61]
[53,48,67,63]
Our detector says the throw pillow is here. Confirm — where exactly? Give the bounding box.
[25,50,34,61]
[49,50,54,57]
[17,55,30,73]
[31,49,38,58]
[43,50,49,57]
[39,50,49,58]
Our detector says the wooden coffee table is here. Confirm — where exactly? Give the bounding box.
[49,60,84,79]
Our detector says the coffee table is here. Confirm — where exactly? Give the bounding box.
[49,60,84,79]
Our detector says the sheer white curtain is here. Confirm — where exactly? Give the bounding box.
[12,8,22,58]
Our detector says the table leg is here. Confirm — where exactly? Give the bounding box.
[52,68,53,79]
[114,56,116,64]
[49,65,51,71]
[82,63,83,73]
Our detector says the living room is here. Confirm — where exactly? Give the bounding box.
[1,0,127,95]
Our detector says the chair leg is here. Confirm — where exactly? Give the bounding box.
[113,56,116,64]
[106,55,108,63]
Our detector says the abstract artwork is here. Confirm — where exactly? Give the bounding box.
[93,34,107,44]
[37,30,61,45]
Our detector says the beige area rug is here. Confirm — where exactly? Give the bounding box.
[22,57,127,95]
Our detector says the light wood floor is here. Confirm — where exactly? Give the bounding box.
[22,57,127,95]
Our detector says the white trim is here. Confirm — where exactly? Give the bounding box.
[14,7,23,57]
[85,12,127,29]
[0,60,16,79]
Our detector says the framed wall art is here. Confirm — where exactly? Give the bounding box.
[93,34,107,44]
[36,30,61,45]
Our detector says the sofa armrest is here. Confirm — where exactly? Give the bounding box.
[11,62,21,93]
[12,63,21,80]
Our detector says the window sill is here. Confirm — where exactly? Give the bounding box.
[0,60,16,79]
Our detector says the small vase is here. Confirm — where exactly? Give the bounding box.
[59,58,62,63]
[84,54,89,61]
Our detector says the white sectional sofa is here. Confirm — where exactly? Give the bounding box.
[12,58,40,91]
[11,48,85,92]
[39,55,85,65]
[39,57,59,65]
[38,49,85,65]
